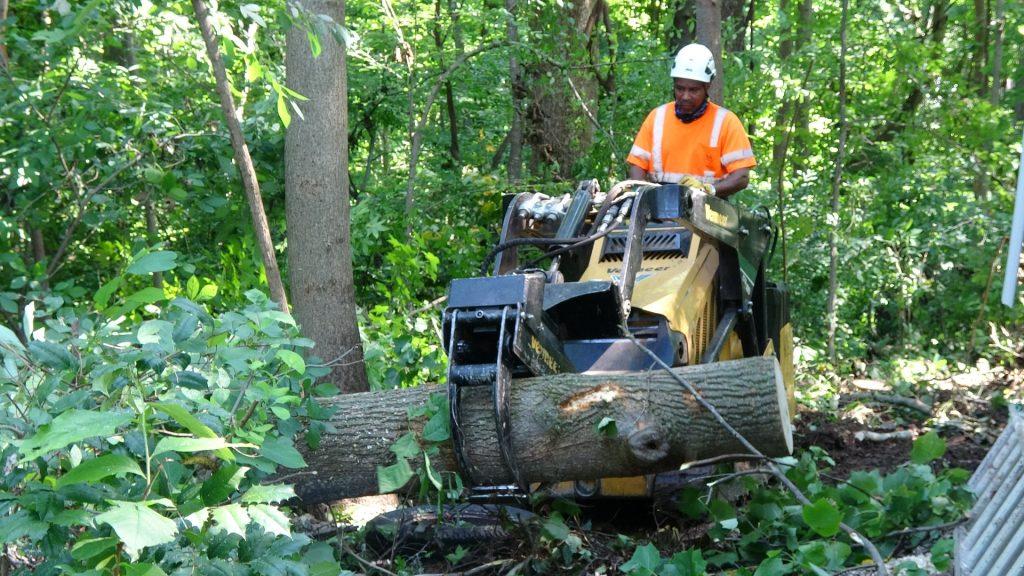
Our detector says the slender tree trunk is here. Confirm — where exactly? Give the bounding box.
[507,0,523,182]
[827,0,849,365]
[695,0,723,103]
[432,0,461,166]
[145,198,164,288]
[29,226,45,266]
[0,0,10,70]
[285,0,368,392]
[989,0,1004,105]
[971,0,990,199]
[971,0,989,96]
[293,357,792,502]
[192,0,289,313]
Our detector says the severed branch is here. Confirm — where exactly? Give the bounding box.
[854,430,915,442]
[623,332,890,576]
[842,392,932,414]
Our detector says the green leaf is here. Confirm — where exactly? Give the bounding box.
[277,92,291,127]
[597,416,617,437]
[389,433,419,459]
[71,536,119,561]
[377,459,414,493]
[276,349,306,375]
[261,436,307,469]
[211,503,250,536]
[167,371,209,390]
[94,276,123,311]
[0,324,25,351]
[245,59,263,82]
[138,320,173,346]
[911,431,946,464]
[125,564,169,576]
[0,510,49,543]
[666,549,707,576]
[57,454,144,488]
[241,483,296,504]
[620,543,661,574]
[802,499,842,538]
[424,451,442,490]
[201,464,247,506]
[20,410,133,461]
[931,538,954,571]
[152,436,246,460]
[541,512,570,541]
[248,504,291,537]
[155,402,231,460]
[127,251,178,275]
[422,410,450,442]
[27,340,78,370]
[95,501,178,560]
[196,283,218,301]
[752,556,786,576]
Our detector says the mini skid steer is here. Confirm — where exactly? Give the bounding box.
[367,180,795,550]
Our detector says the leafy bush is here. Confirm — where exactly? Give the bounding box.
[0,276,343,574]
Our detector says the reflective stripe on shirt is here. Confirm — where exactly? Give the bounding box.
[651,103,671,176]
[709,107,728,147]
[629,145,652,160]
[721,148,754,166]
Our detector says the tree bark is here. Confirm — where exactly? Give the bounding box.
[507,0,523,183]
[667,0,696,53]
[285,0,368,392]
[433,0,460,166]
[827,0,850,364]
[292,356,792,503]
[0,0,9,70]
[695,0,723,104]
[989,0,1003,105]
[191,0,289,313]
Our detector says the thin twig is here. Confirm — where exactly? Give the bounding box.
[883,517,969,538]
[339,535,399,576]
[623,332,889,576]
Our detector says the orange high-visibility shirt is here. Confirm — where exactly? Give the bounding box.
[626,101,756,184]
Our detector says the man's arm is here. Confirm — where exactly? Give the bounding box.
[713,168,750,199]
[628,164,648,181]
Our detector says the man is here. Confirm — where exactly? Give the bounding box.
[626,43,756,199]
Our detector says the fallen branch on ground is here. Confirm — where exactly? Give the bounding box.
[842,392,932,414]
[853,430,914,442]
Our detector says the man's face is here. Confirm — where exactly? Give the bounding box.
[673,78,708,115]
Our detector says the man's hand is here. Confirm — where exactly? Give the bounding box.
[680,175,715,196]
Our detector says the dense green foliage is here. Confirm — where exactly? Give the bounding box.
[0,0,1022,573]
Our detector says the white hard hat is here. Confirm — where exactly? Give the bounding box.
[670,43,716,83]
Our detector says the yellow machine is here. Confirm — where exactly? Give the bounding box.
[442,179,795,500]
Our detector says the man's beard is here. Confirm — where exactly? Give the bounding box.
[675,97,709,123]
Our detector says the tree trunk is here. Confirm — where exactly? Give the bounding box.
[989,0,1003,105]
[667,0,695,53]
[432,0,460,166]
[524,0,601,180]
[971,0,989,97]
[507,0,523,182]
[695,0,723,104]
[192,0,289,313]
[1,0,10,69]
[292,356,792,503]
[827,0,849,364]
[285,0,368,392]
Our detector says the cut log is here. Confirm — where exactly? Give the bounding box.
[292,356,791,503]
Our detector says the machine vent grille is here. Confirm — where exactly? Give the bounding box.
[599,230,691,263]
[692,293,714,364]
